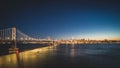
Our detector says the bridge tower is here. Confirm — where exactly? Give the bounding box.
[9,27,18,53]
[12,27,16,48]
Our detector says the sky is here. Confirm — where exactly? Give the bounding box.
[0,0,120,40]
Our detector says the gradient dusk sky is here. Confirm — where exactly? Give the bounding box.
[0,0,120,40]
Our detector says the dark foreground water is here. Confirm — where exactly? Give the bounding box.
[0,44,120,68]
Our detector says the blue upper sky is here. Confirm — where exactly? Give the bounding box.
[0,0,120,40]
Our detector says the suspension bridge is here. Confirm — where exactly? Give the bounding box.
[0,27,57,52]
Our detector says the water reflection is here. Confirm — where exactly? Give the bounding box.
[0,54,19,68]
[0,44,120,68]
[0,46,55,68]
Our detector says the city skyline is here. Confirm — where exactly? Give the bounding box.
[0,0,120,40]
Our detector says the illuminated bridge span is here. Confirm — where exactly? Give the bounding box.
[0,27,57,52]
[0,27,55,43]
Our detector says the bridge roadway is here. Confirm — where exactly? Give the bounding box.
[0,40,55,44]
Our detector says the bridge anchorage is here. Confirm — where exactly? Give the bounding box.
[0,27,58,53]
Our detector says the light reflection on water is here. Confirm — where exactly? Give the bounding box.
[0,46,53,68]
[0,44,120,68]
[0,54,17,68]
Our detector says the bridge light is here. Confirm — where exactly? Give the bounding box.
[25,38,27,40]
[7,37,10,40]
[20,37,23,40]
[29,38,31,40]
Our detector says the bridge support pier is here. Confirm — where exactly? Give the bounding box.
[9,41,19,53]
